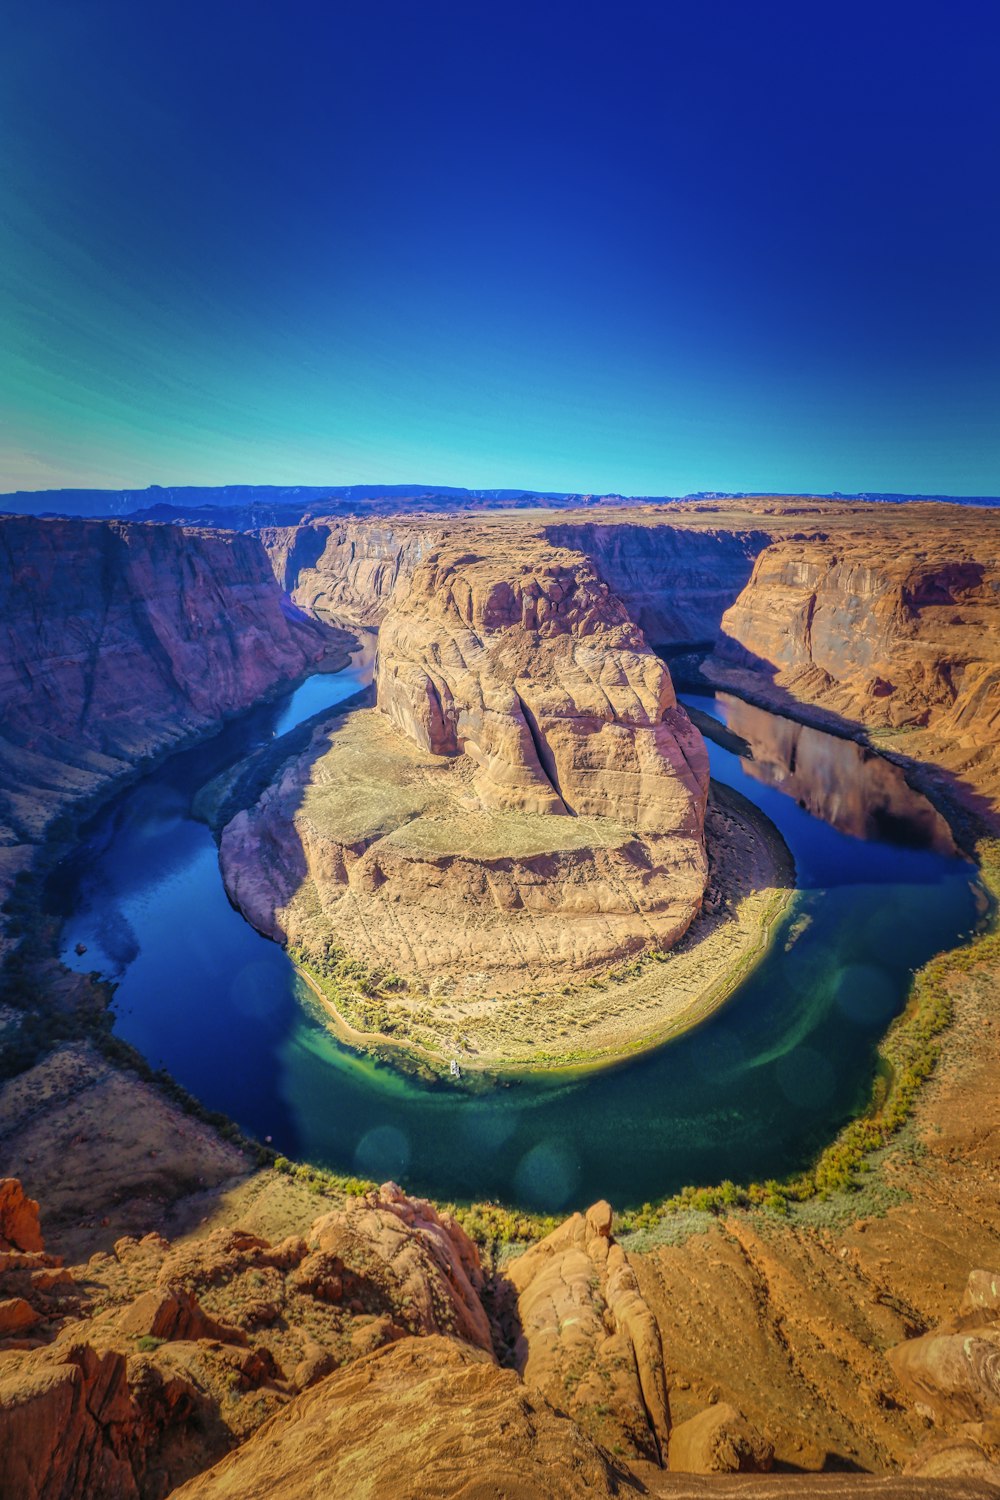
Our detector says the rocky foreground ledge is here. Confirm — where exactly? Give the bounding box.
[4,1171,1000,1499]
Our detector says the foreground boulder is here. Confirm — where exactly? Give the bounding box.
[667,1402,774,1475]
[887,1268,1000,1487]
[170,1334,625,1500]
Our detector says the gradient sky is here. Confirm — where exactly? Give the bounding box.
[2,0,998,495]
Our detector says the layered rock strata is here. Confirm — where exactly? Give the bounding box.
[261,518,443,627]
[261,504,1000,824]
[376,539,709,832]
[714,520,1000,813]
[0,515,351,946]
[222,535,709,998]
[888,1268,1000,1483]
[171,1336,627,1500]
[543,519,771,645]
[0,1179,496,1499]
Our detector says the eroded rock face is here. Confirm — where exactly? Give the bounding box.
[886,1267,1000,1487]
[302,1182,493,1355]
[266,517,445,627]
[377,539,709,832]
[890,1324,1000,1426]
[0,1179,499,1499]
[543,519,771,646]
[497,1200,670,1465]
[169,1335,626,1500]
[0,515,351,944]
[716,525,1000,810]
[222,532,709,998]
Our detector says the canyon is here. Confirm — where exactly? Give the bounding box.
[1,498,1000,1496]
[259,500,1000,823]
[0,516,353,959]
[214,499,1000,1068]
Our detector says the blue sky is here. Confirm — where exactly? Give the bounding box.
[2,0,998,494]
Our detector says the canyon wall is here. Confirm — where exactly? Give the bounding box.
[543,519,773,645]
[264,512,775,646]
[261,518,445,627]
[0,515,349,937]
[714,519,1000,812]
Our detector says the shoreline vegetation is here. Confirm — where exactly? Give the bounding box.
[613,833,1000,1240]
[2,652,996,1261]
[286,779,795,1077]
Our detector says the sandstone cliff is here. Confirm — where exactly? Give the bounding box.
[376,537,709,832]
[713,517,1000,814]
[220,532,710,1005]
[260,517,444,627]
[0,515,351,947]
[543,519,772,646]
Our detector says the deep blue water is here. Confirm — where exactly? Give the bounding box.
[48,671,982,1211]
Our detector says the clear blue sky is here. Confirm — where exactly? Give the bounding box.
[2,0,998,495]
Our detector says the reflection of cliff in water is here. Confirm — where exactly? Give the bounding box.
[717,693,957,854]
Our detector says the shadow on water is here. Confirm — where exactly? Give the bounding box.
[46,656,984,1212]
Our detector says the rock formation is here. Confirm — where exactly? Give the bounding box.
[497,1199,671,1464]
[376,537,708,831]
[667,1403,774,1475]
[542,518,771,645]
[221,531,709,1003]
[170,1336,627,1500]
[887,1268,1000,1485]
[0,1178,500,1499]
[713,516,1000,812]
[259,500,1000,822]
[5,496,1000,1495]
[262,517,444,627]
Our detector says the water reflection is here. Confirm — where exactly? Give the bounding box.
[708,693,955,855]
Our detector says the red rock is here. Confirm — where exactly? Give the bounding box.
[0,1180,43,1254]
[888,1327,1000,1426]
[503,1201,670,1463]
[303,1183,494,1354]
[0,516,351,932]
[168,1335,625,1500]
[115,1287,247,1346]
[0,1298,40,1336]
[668,1402,774,1474]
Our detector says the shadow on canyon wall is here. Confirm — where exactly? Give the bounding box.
[693,640,998,851]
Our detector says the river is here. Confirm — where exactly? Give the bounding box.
[47,664,982,1211]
